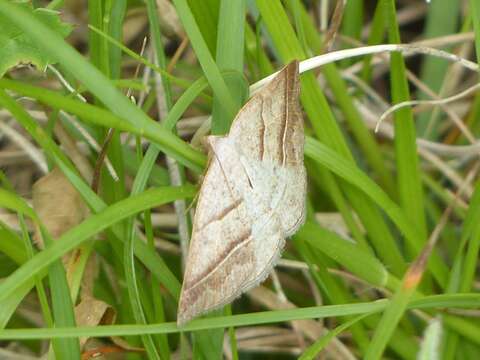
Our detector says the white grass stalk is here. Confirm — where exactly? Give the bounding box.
[417,318,442,360]
[251,44,478,93]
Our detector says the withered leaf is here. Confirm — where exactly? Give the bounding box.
[75,256,116,349]
[178,61,307,324]
[75,296,116,348]
[32,167,89,247]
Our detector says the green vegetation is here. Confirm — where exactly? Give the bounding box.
[0,0,479,359]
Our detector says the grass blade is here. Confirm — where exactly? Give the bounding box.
[385,0,428,254]
[171,0,237,119]
[299,314,369,360]
[0,294,478,339]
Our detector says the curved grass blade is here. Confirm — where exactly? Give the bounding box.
[299,314,369,360]
[295,221,389,287]
[171,0,237,119]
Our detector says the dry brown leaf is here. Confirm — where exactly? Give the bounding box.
[75,296,116,348]
[110,337,144,353]
[72,256,120,351]
[178,61,307,324]
[32,167,89,247]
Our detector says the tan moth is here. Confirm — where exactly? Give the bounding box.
[178,61,306,325]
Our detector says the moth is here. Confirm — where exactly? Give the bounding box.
[177,60,306,325]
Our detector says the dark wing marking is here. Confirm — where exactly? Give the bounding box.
[229,61,301,166]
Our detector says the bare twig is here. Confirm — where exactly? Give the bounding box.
[91,37,147,192]
[271,271,306,349]
[321,0,345,52]
[167,36,189,73]
[376,83,480,135]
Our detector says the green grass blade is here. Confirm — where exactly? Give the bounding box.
[417,0,459,136]
[385,0,428,252]
[306,160,370,250]
[46,250,81,359]
[364,274,416,360]
[459,181,480,292]
[442,181,480,356]
[124,220,161,360]
[123,147,170,186]
[244,23,274,79]
[443,315,480,347]
[87,24,198,91]
[0,281,34,329]
[171,0,237,119]
[295,221,388,287]
[299,314,369,360]
[0,294,478,339]
[472,0,480,62]
[46,0,64,10]
[18,216,53,327]
[442,11,480,356]
[0,224,27,265]
[0,188,37,220]
[186,0,219,55]
[287,0,395,196]
[322,64,397,197]
[107,0,126,79]
[361,1,386,81]
[87,0,103,71]
[340,0,363,52]
[146,0,173,108]
[294,235,371,351]
[211,0,247,134]
[0,213,47,330]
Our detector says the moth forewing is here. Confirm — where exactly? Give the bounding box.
[177,60,306,325]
